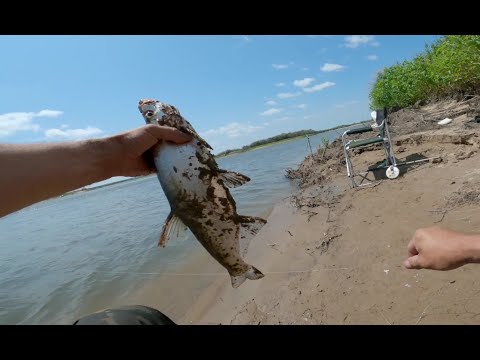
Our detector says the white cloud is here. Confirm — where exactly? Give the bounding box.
[35,110,64,117]
[293,78,315,87]
[0,113,40,137]
[241,35,252,42]
[0,109,63,137]
[201,122,264,139]
[366,54,378,61]
[277,92,301,99]
[344,35,378,48]
[272,64,288,70]
[45,126,103,141]
[334,100,360,108]
[321,63,346,72]
[265,100,277,106]
[301,67,309,71]
[260,108,283,116]
[295,104,307,109]
[275,82,286,87]
[303,81,335,93]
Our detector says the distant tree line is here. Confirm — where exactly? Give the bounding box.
[215,122,364,157]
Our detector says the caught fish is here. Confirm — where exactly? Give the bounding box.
[138,99,267,288]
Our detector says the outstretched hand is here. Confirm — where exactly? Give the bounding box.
[404,226,480,270]
[0,124,192,218]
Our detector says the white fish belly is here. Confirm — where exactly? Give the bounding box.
[152,141,247,274]
[152,141,206,201]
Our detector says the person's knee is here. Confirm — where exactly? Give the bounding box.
[73,305,176,325]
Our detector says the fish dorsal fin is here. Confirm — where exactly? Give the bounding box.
[159,211,189,247]
[238,216,267,257]
[218,170,250,188]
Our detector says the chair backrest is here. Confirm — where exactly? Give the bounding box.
[373,108,388,137]
[375,108,386,125]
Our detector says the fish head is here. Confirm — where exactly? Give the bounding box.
[138,99,182,127]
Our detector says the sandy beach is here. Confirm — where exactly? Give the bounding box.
[133,98,480,325]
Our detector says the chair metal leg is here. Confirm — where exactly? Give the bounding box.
[384,120,397,167]
[342,131,357,188]
[346,152,357,188]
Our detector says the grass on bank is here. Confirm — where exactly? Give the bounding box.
[370,35,480,110]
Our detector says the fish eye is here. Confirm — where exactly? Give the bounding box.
[146,111,154,117]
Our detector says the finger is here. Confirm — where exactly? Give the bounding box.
[145,124,192,144]
[407,238,419,257]
[404,255,423,269]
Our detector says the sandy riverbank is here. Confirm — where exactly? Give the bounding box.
[131,98,480,324]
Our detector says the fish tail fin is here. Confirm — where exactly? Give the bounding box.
[230,265,265,289]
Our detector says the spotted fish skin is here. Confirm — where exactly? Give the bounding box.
[138,99,266,288]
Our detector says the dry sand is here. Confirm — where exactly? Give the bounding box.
[146,98,480,324]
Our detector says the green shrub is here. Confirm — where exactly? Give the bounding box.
[370,35,480,110]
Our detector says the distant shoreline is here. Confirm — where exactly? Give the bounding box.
[215,121,365,159]
[63,176,147,196]
[215,134,313,158]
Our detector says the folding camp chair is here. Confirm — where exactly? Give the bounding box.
[342,108,399,188]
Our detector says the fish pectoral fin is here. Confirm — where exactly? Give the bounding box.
[238,215,267,257]
[218,170,250,188]
[159,211,189,247]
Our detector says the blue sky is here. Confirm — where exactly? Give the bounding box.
[0,35,439,154]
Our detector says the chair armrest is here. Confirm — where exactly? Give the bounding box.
[344,126,373,135]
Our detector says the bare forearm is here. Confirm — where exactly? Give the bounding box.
[0,138,120,217]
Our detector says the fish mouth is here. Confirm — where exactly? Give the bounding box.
[138,99,157,111]
[139,98,157,106]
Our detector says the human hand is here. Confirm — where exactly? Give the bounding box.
[106,124,192,177]
[404,226,480,270]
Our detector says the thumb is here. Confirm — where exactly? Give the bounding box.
[404,255,423,269]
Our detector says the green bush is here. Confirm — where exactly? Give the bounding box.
[370,35,480,110]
